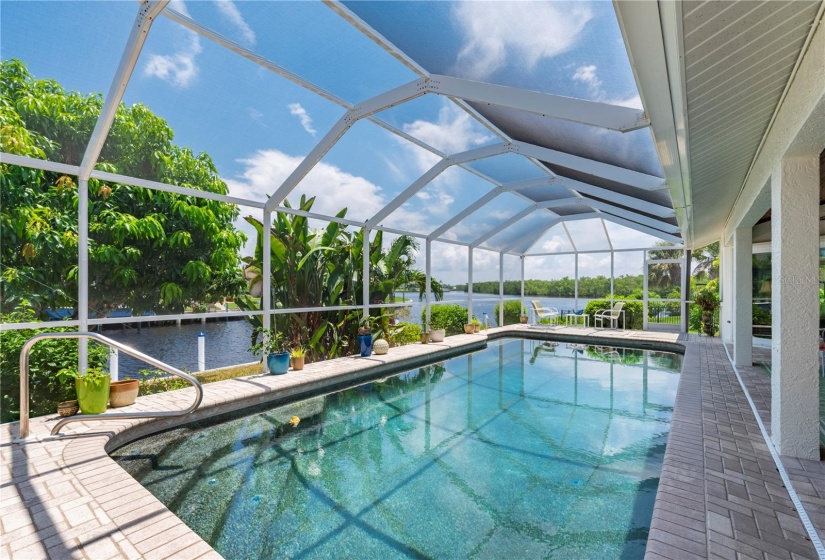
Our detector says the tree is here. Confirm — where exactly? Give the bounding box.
[692,241,719,281]
[0,59,246,316]
[647,241,683,296]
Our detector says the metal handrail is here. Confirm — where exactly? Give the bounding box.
[17,332,203,439]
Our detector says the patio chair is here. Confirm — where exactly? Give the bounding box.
[594,302,625,329]
[529,300,560,328]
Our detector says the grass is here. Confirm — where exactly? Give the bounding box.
[139,361,262,396]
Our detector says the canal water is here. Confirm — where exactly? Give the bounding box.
[105,293,591,377]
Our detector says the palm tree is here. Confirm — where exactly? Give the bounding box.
[647,242,683,295]
[692,242,719,281]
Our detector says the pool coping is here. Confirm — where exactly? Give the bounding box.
[2,325,689,559]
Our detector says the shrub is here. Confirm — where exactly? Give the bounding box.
[494,300,527,326]
[1,307,107,423]
[752,305,771,326]
[583,300,643,330]
[392,322,422,346]
[422,304,469,336]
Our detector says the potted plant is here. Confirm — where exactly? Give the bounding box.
[420,327,430,344]
[464,321,475,334]
[520,314,529,324]
[471,317,481,333]
[57,366,111,414]
[109,378,139,407]
[290,346,305,371]
[357,320,373,357]
[251,328,290,374]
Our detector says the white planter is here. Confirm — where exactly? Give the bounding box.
[428,328,445,342]
[373,338,389,355]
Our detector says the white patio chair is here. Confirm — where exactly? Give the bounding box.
[529,300,560,328]
[594,302,625,329]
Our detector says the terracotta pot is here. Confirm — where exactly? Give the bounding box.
[519,315,528,324]
[420,332,429,344]
[473,324,480,333]
[291,356,305,371]
[109,379,139,408]
[464,324,474,334]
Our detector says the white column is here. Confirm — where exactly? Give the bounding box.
[771,156,819,460]
[468,247,474,322]
[520,256,525,318]
[425,239,432,328]
[682,250,691,333]
[610,252,614,306]
[643,253,649,330]
[78,179,89,371]
[262,210,272,373]
[719,239,734,343]
[498,253,504,327]
[362,227,370,321]
[733,228,753,366]
[574,253,579,310]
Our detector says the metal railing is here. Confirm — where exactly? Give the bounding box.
[17,332,203,440]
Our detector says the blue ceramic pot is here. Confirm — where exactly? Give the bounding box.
[358,333,373,357]
[267,352,290,375]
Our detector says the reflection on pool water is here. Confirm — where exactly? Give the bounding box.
[112,339,682,559]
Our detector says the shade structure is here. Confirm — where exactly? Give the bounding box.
[0,0,687,258]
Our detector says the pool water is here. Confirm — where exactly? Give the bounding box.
[112,339,682,559]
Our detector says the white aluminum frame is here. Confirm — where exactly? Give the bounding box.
[0,0,694,348]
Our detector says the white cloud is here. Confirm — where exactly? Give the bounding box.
[452,1,592,80]
[572,64,603,98]
[398,102,492,217]
[144,1,202,88]
[572,65,645,110]
[224,149,433,254]
[214,0,256,46]
[288,103,317,137]
[402,103,491,170]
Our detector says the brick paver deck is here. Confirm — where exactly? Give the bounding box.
[1,326,822,559]
[646,335,821,560]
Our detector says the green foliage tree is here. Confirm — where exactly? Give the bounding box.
[460,275,643,299]
[0,59,246,316]
[692,242,719,281]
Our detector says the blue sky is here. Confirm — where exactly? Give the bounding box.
[1,0,663,284]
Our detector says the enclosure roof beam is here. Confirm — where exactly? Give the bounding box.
[501,219,560,254]
[599,214,682,244]
[427,75,650,132]
[427,188,503,240]
[513,141,666,191]
[586,200,681,233]
[469,206,540,248]
[549,176,675,217]
[79,0,169,180]
[264,78,429,212]
[367,142,511,226]
[537,198,584,209]
[160,7,512,195]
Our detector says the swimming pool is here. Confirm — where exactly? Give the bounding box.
[112,338,682,559]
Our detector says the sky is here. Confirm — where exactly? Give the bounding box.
[1,0,665,284]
